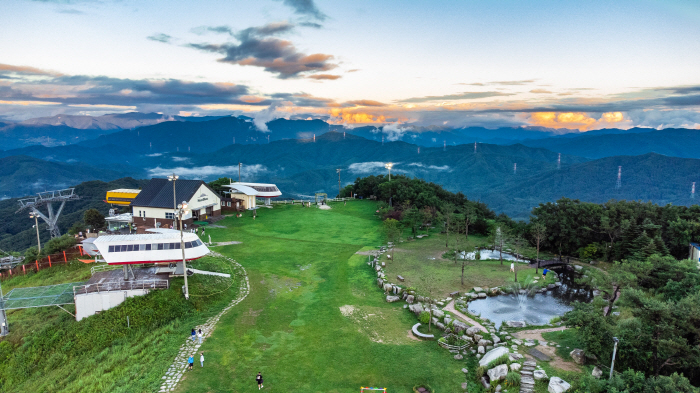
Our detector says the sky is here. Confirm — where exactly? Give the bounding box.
[1,0,699,130]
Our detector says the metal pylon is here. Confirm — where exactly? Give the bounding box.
[17,188,80,238]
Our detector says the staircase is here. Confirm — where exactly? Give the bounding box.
[519,360,536,393]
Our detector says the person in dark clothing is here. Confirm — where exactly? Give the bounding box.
[542,268,548,279]
[256,372,263,390]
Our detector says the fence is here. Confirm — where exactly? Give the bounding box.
[0,245,87,280]
[73,279,169,296]
[267,197,353,204]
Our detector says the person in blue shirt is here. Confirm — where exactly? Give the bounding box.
[188,355,194,370]
[542,268,548,279]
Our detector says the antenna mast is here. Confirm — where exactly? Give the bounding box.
[692,182,696,199]
[616,166,622,189]
[513,163,517,175]
[557,153,561,170]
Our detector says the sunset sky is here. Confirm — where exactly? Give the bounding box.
[1,0,699,130]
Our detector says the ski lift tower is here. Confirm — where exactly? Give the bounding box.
[16,188,80,238]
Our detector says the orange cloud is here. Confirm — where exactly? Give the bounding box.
[329,108,387,124]
[530,111,626,130]
[0,63,63,76]
[307,74,342,80]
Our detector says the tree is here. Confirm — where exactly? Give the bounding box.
[442,203,456,248]
[462,247,475,286]
[420,206,435,235]
[507,235,527,282]
[419,273,442,333]
[383,218,402,262]
[452,222,467,265]
[84,208,106,230]
[463,210,476,240]
[530,222,546,274]
[493,226,506,265]
[402,206,422,237]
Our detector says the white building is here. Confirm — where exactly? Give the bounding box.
[132,178,221,229]
[225,182,281,209]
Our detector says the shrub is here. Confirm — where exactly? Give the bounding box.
[487,353,511,369]
[419,311,430,324]
[549,316,561,324]
[505,372,521,387]
[476,366,486,379]
[44,234,76,255]
[24,246,40,261]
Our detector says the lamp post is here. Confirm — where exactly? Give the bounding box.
[238,162,242,182]
[177,201,190,300]
[609,337,619,380]
[385,162,393,181]
[29,212,41,253]
[167,173,179,226]
[336,168,342,198]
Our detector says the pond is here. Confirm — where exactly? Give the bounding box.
[460,249,528,263]
[467,267,592,329]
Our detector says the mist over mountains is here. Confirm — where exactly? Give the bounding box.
[1,113,698,221]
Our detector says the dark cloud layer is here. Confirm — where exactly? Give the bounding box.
[400,91,514,103]
[187,22,337,79]
[275,0,327,21]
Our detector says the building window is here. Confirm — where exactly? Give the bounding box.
[165,212,174,220]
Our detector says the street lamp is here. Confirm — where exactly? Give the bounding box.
[177,201,190,300]
[609,337,619,380]
[336,168,342,198]
[238,162,242,182]
[29,212,41,253]
[384,162,393,181]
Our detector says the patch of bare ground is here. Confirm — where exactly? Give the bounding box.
[515,327,581,372]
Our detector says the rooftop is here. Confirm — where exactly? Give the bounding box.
[131,178,218,209]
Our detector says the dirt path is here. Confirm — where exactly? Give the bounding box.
[444,300,488,333]
[513,327,580,372]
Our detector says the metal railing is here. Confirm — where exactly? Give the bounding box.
[266,197,353,204]
[73,279,169,296]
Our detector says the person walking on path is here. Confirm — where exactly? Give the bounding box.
[542,268,548,279]
[191,328,196,342]
[510,262,515,272]
[256,372,264,390]
[200,352,204,368]
[188,355,194,370]
[198,329,203,344]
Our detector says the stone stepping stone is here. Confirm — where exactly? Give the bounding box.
[528,348,552,361]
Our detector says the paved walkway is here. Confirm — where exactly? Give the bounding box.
[444,300,488,333]
[158,253,250,393]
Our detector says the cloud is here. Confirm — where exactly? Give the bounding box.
[252,101,287,132]
[171,156,190,162]
[147,33,172,43]
[348,161,388,174]
[148,164,267,180]
[530,89,553,94]
[489,80,535,86]
[407,163,451,171]
[382,122,409,141]
[529,111,629,131]
[186,22,337,79]
[399,91,514,103]
[344,100,387,107]
[307,74,341,80]
[275,0,327,21]
[0,63,63,76]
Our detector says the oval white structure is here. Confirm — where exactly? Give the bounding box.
[92,229,210,265]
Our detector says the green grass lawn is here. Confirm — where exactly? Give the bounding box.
[383,235,557,296]
[542,329,583,362]
[176,201,471,392]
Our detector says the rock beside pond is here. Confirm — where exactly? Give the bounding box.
[505,320,527,328]
[478,346,509,367]
[453,321,467,333]
[436,322,445,330]
[444,316,453,326]
[433,309,445,319]
[478,293,487,298]
[473,287,484,292]
[570,348,586,365]
[408,303,423,315]
[466,326,480,336]
[548,377,571,393]
[478,339,492,347]
[487,364,509,381]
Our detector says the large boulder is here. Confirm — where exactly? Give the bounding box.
[444,316,453,326]
[466,326,481,337]
[408,303,423,315]
[453,320,468,333]
[383,283,393,292]
[592,366,603,379]
[478,339,493,347]
[386,295,400,303]
[570,349,586,365]
[534,370,548,380]
[492,335,501,344]
[478,346,509,367]
[510,363,521,372]
[473,287,484,293]
[377,278,384,287]
[487,364,509,381]
[548,377,571,393]
[432,309,445,319]
[406,295,415,304]
[478,293,487,299]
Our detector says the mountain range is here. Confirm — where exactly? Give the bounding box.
[1,113,698,223]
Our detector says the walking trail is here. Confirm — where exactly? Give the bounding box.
[158,252,250,393]
[444,300,488,333]
[513,326,580,372]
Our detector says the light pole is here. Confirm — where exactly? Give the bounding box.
[385,162,393,181]
[336,168,342,198]
[238,162,242,182]
[29,212,41,253]
[177,201,190,300]
[609,337,619,380]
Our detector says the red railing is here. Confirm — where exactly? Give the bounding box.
[0,245,87,280]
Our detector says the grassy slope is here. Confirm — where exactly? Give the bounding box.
[0,255,240,393]
[176,201,468,392]
[384,235,558,295]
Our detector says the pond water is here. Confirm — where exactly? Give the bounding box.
[467,268,592,329]
[460,249,528,263]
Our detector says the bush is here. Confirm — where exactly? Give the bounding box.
[505,372,521,387]
[24,246,40,261]
[43,234,76,255]
[418,311,430,324]
[487,353,511,368]
[549,316,561,324]
[476,366,486,379]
